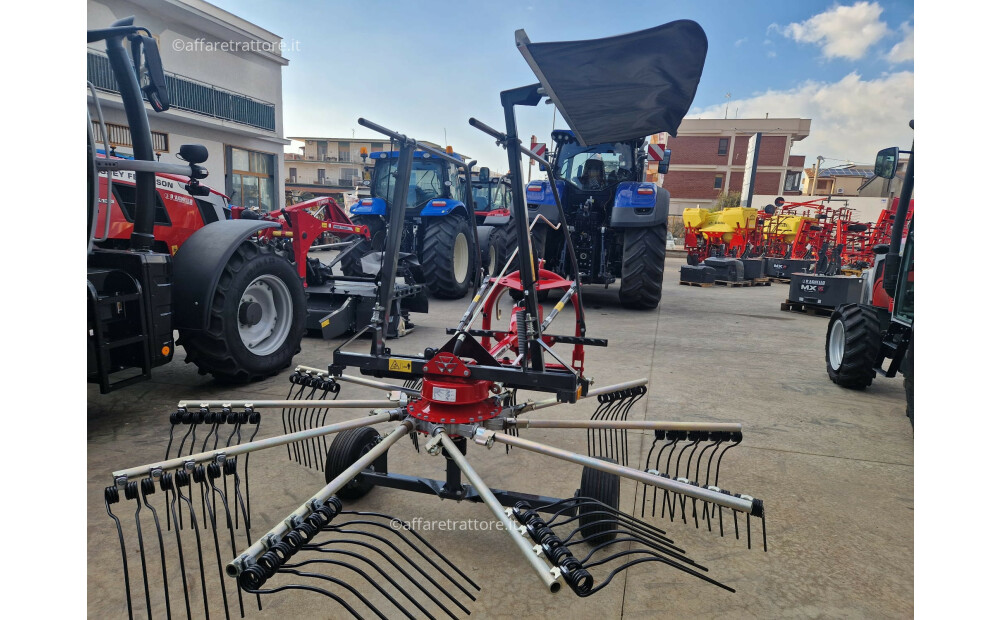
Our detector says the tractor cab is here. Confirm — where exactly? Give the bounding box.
[470,168,512,219]
[553,130,640,201]
[366,150,465,211]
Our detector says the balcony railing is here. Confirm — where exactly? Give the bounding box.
[87,50,276,132]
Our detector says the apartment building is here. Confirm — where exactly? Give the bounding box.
[646,118,811,212]
[87,0,289,211]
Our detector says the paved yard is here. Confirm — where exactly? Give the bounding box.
[87,256,913,619]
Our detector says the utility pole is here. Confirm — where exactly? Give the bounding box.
[810,155,824,196]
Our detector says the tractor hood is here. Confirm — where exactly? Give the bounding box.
[516,20,708,146]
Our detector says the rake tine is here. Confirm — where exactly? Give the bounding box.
[125,482,154,620]
[570,533,694,568]
[139,478,172,620]
[343,511,481,591]
[309,538,466,620]
[160,474,193,620]
[713,435,742,488]
[227,458,262,612]
[208,463,245,617]
[105,486,135,620]
[282,377,296,461]
[278,568,390,620]
[582,552,735,595]
[242,411,261,530]
[328,524,476,604]
[562,523,688,560]
[733,508,739,540]
[175,471,211,619]
[195,468,231,620]
[241,583,364,620]
[285,559,415,620]
[545,505,675,546]
[296,549,437,620]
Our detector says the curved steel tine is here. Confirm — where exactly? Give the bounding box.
[713,437,742,488]
[105,489,135,620]
[307,539,465,619]
[641,433,661,518]
[227,462,262,612]
[139,479,172,620]
[161,477,193,619]
[561,524,689,560]
[546,505,674,544]
[293,549,437,619]
[239,582,364,620]
[571,534,701,568]
[650,438,677,518]
[208,472,245,618]
[341,511,480,591]
[274,568,390,620]
[197,474,232,620]
[281,377,296,460]
[532,497,670,539]
[126,487,155,620]
[174,474,211,619]
[282,559,415,620]
[580,552,735,596]
[328,521,476,602]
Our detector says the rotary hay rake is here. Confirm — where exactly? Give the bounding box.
[100,20,770,619]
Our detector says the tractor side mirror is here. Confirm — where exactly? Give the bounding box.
[479,167,490,183]
[130,34,170,112]
[874,147,899,179]
[179,144,209,164]
[657,149,672,175]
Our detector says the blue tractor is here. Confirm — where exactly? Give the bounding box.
[526,130,670,308]
[343,148,479,299]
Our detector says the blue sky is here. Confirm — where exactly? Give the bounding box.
[210,0,914,173]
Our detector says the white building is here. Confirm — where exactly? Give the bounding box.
[87,0,289,211]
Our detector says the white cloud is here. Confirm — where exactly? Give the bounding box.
[887,21,914,63]
[782,1,889,60]
[687,71,914,164]
[734,37,748,47]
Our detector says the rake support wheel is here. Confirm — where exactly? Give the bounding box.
[578,457,620,545]
[324,426,382,500]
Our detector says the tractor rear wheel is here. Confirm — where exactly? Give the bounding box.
[340,215,386,277]
[178,242,305,383]
[619,224,668,309]
[578,457,620,545]
[483,228,505,277]
[324,426,382,500]
[825,304,880,389]
[422,213,473,299]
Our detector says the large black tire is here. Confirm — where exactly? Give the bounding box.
[340,215,386,277]
[482,227,505,277]
[422,212,473,299]
[324,426,382,500]
[825,304,880,389]
[578,457,620,545]
[903,332,913,426]
[178,242,306,383]
[619,224,668,309]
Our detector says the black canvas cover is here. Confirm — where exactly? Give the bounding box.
[516,20,708,146]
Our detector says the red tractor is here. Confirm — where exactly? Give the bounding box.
[825,127,914,424]
[87,19,422,394]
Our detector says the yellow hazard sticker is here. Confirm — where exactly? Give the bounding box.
[388,358,412,373]
[320,319,330,328]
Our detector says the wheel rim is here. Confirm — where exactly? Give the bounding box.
[453,232,469,283]
[238,274,293,356]
[487,245,498,276]
[829,319,845,370]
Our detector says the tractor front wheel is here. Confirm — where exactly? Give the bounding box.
[178,242,306,383]
[825,304,880,389]
[619,224,668,309]
[422,213,473,299]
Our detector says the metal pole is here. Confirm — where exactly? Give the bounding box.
[229,421,414,576]
[435,431,560,593]
[112,411,399,480]
[480,429,754,513]
[515,378,648,413]
[504,419,742,433]
[176,399,395,409]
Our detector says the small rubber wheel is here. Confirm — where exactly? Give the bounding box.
[578,457,620,545]
[324,426,382,500]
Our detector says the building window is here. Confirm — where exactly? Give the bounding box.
[229,146,276,211]
[318,169,326,183]
[289,167,297,182]
[92,121,169,153]
[714,174,724,190]
[718,138,729,156]
[339,141,351,162]
[784,171,802,192]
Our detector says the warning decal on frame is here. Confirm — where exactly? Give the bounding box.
[388,358,412,373]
